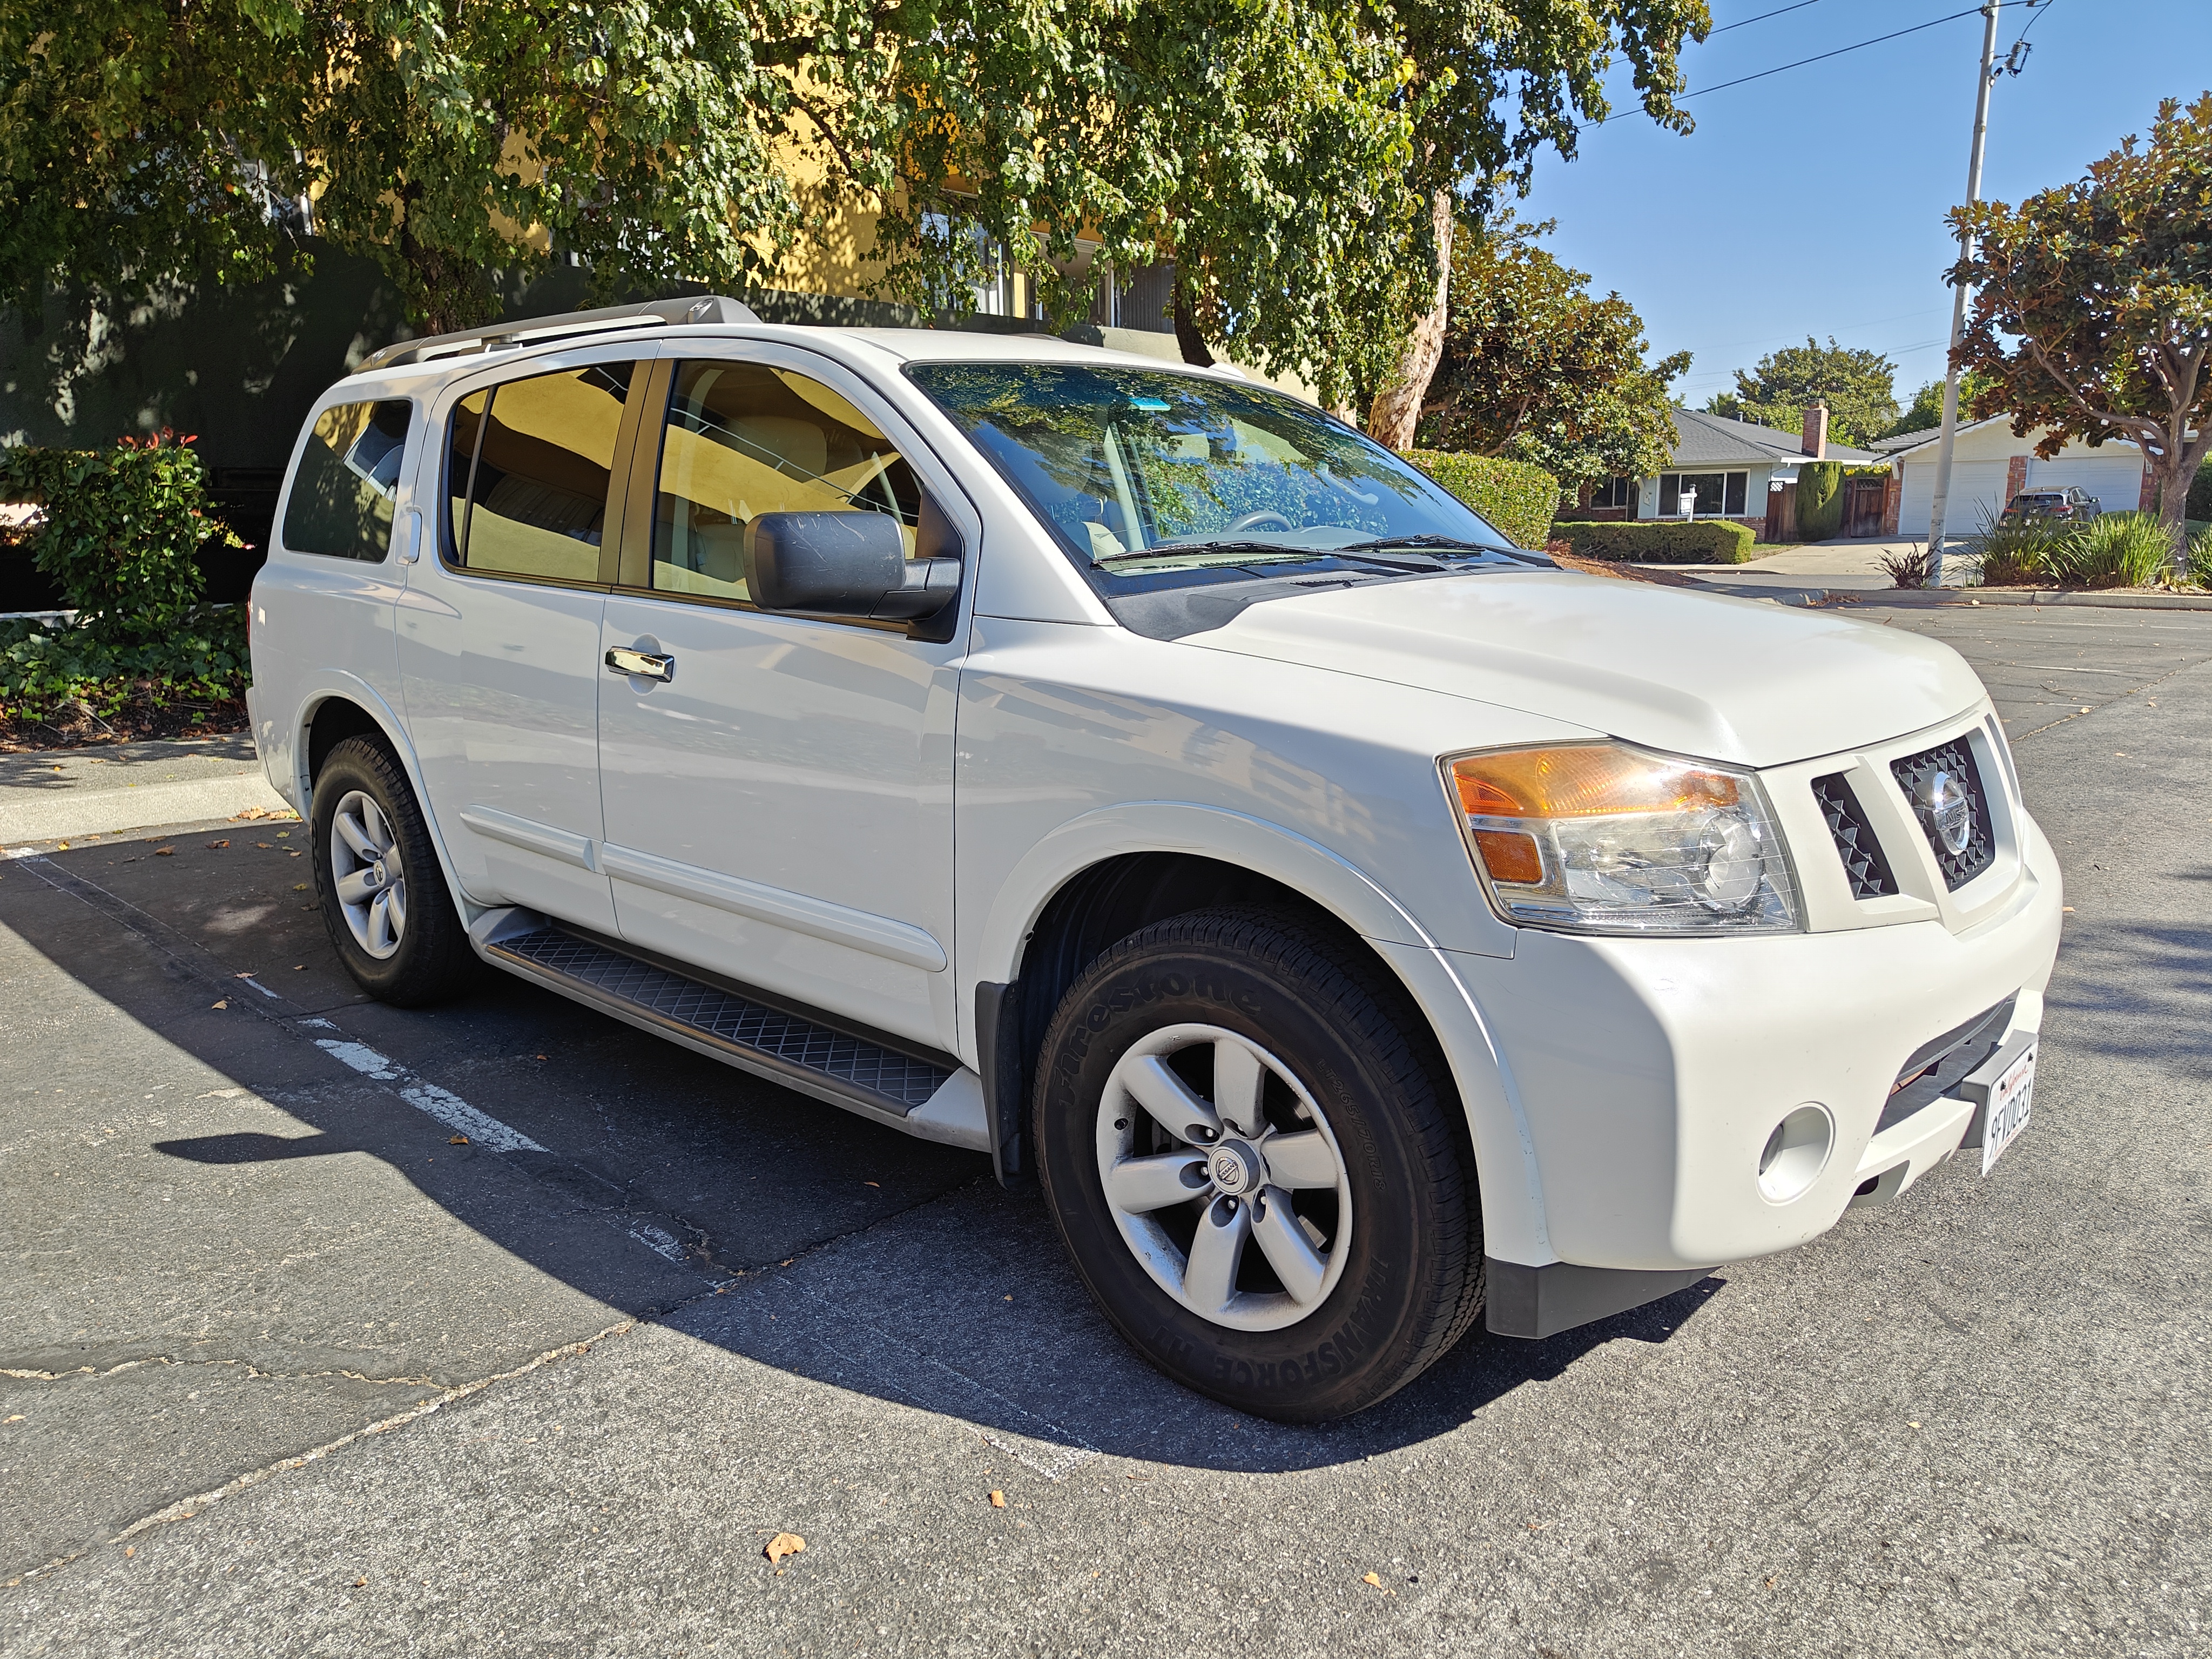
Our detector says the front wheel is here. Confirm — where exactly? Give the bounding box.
[1033,907,1483,1421]
[311,736,476,1007]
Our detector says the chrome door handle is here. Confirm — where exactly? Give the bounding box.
[605,646,676,682]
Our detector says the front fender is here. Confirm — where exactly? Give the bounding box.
[965,800,1553,1264]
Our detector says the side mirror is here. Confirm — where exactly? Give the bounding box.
[744,511,958,622]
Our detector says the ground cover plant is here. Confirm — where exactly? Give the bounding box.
[1963,508,2209,592]
[0,433,247,748]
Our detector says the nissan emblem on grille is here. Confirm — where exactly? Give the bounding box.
[1918,770,1975,855]
[1891,739,1995,891]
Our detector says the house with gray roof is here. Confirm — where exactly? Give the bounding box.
[1573,403,1881,541]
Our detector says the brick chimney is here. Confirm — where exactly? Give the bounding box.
[1801,403,1829,460]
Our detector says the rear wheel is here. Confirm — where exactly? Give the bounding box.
[1033,906,1483,1421]
[311,736,475,1007]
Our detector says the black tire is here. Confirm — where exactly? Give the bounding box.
[311,736,476,1007]
[1033,906,1483,1421]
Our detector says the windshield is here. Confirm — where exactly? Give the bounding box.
[904,361,1523,591]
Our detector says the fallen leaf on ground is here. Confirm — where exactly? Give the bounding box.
[352,1576,366,1588]
[206,839,229,849]
[154,847,174,857]
[1363,1572,1382,1588]
[764,1533,805,1566]
[989,1492,1006,1508]
[55,841,69,851]
[210,1000,228,1010]
[292,884,309,892]
[448,1135,469,1145]
[3,1414,22,1422]
[863,1181,879,1188]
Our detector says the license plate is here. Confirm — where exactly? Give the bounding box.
[1978,1041,2035,1175]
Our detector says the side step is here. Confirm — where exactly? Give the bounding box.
[481,923,962,1134]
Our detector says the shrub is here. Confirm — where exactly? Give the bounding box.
[1549,519,1758,564]
[1400,451,1560,550]
[0,432,247,736]
[0,432,241,645]
[2188,523,2212,589]
[1795,461,1845,542]
[1878,544,1933,588]
[2188,459,2212,523]
[2052,511,2176,589]
[1965,507,2067,585]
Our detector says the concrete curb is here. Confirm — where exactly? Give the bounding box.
[0,773,292,844]
[1683,581,2212,613]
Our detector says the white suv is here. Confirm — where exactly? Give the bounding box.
[248,297,2061,1420]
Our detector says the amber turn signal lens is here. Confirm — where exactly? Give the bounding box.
[1471,829,1544,885]
[1451,746,1739,819]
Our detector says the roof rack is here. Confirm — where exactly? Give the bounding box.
[354,294,761,377]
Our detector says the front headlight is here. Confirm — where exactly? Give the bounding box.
[1444,743,1801,935]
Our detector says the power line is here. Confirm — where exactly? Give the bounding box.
[1583,5,1987,129]
[1711,1,1829,35]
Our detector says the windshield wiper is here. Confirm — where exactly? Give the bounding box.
[1094,539,1446,573]
[1343,534,1538,559]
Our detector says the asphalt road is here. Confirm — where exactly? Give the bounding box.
[3,602,2209,1657]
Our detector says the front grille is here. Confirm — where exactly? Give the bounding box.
[1812,773,1897,899]
[1891,738,1994,891]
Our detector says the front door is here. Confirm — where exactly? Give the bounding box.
[397,347,653,932]
[595,349,972,1051]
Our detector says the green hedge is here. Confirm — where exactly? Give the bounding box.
[1796,461,1845,542]
[1400,450,1560,550]
[2188,460,2212,522]
[1549,519,1759,564]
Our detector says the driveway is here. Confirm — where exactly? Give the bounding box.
[3,603,2209,1657]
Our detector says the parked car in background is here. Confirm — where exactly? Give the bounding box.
[247,296,2063,1422]
[2001,487,2103,524]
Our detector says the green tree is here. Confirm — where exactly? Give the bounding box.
[0,1,884,335]
[1884,370,1994,439]
[1414,217,1688,493]
[1364,2,1712,448]
[1707,338,1900,448]
[1951,93,2212,557]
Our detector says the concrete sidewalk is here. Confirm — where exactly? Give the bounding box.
[0,735,292,846]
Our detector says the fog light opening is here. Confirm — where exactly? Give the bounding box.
[1758,1105,1833,1204]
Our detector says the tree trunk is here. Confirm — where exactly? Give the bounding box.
[1364,188,1455,452]
[1171,279,1216,369]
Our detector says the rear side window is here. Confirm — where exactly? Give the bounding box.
[446,363,636,584]
[284,399,412,559]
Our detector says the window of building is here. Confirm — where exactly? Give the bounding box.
[1587,475,1638,510]
[444,363,635,583]
[1658,471,1749,517]
[282,399,412,560]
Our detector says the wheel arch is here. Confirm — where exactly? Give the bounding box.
[968,805,1522,1230]
[286,679,474,930]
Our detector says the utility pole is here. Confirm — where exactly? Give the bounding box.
[1925,0,2004,588]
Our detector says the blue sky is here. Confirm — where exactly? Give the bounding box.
[1522,0,2212,415]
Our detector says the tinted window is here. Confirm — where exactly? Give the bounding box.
[446,363,634,583]
[284,399,411,559]
[649,360,948,605]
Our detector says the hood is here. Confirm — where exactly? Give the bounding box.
[1183,570,1987,768]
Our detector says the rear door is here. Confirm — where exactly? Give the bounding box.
[396,345,656,931]
[594,346,973,1051]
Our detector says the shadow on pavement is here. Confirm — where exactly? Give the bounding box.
[10,837,1722,1479]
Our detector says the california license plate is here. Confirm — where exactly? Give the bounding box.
[1977,1040,2035,1175]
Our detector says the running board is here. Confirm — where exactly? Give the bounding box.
[475,919,986,1149]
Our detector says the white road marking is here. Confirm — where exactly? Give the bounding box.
[626,1222,689,1264]
[313,1038,546,1154]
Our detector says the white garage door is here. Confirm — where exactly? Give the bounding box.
[1898,460,2009,542]
[2025,455,2146,515]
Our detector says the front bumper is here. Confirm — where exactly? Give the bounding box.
[1453,805,2060,1273]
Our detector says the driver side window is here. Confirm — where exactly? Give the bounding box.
[650,360,958,605]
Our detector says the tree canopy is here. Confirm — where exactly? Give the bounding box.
[1951,92,2212,550]
[1883,371,1994,440]
[1706,336,1899,449]
[1415,217,1687,491]
[0,0,1708,410]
